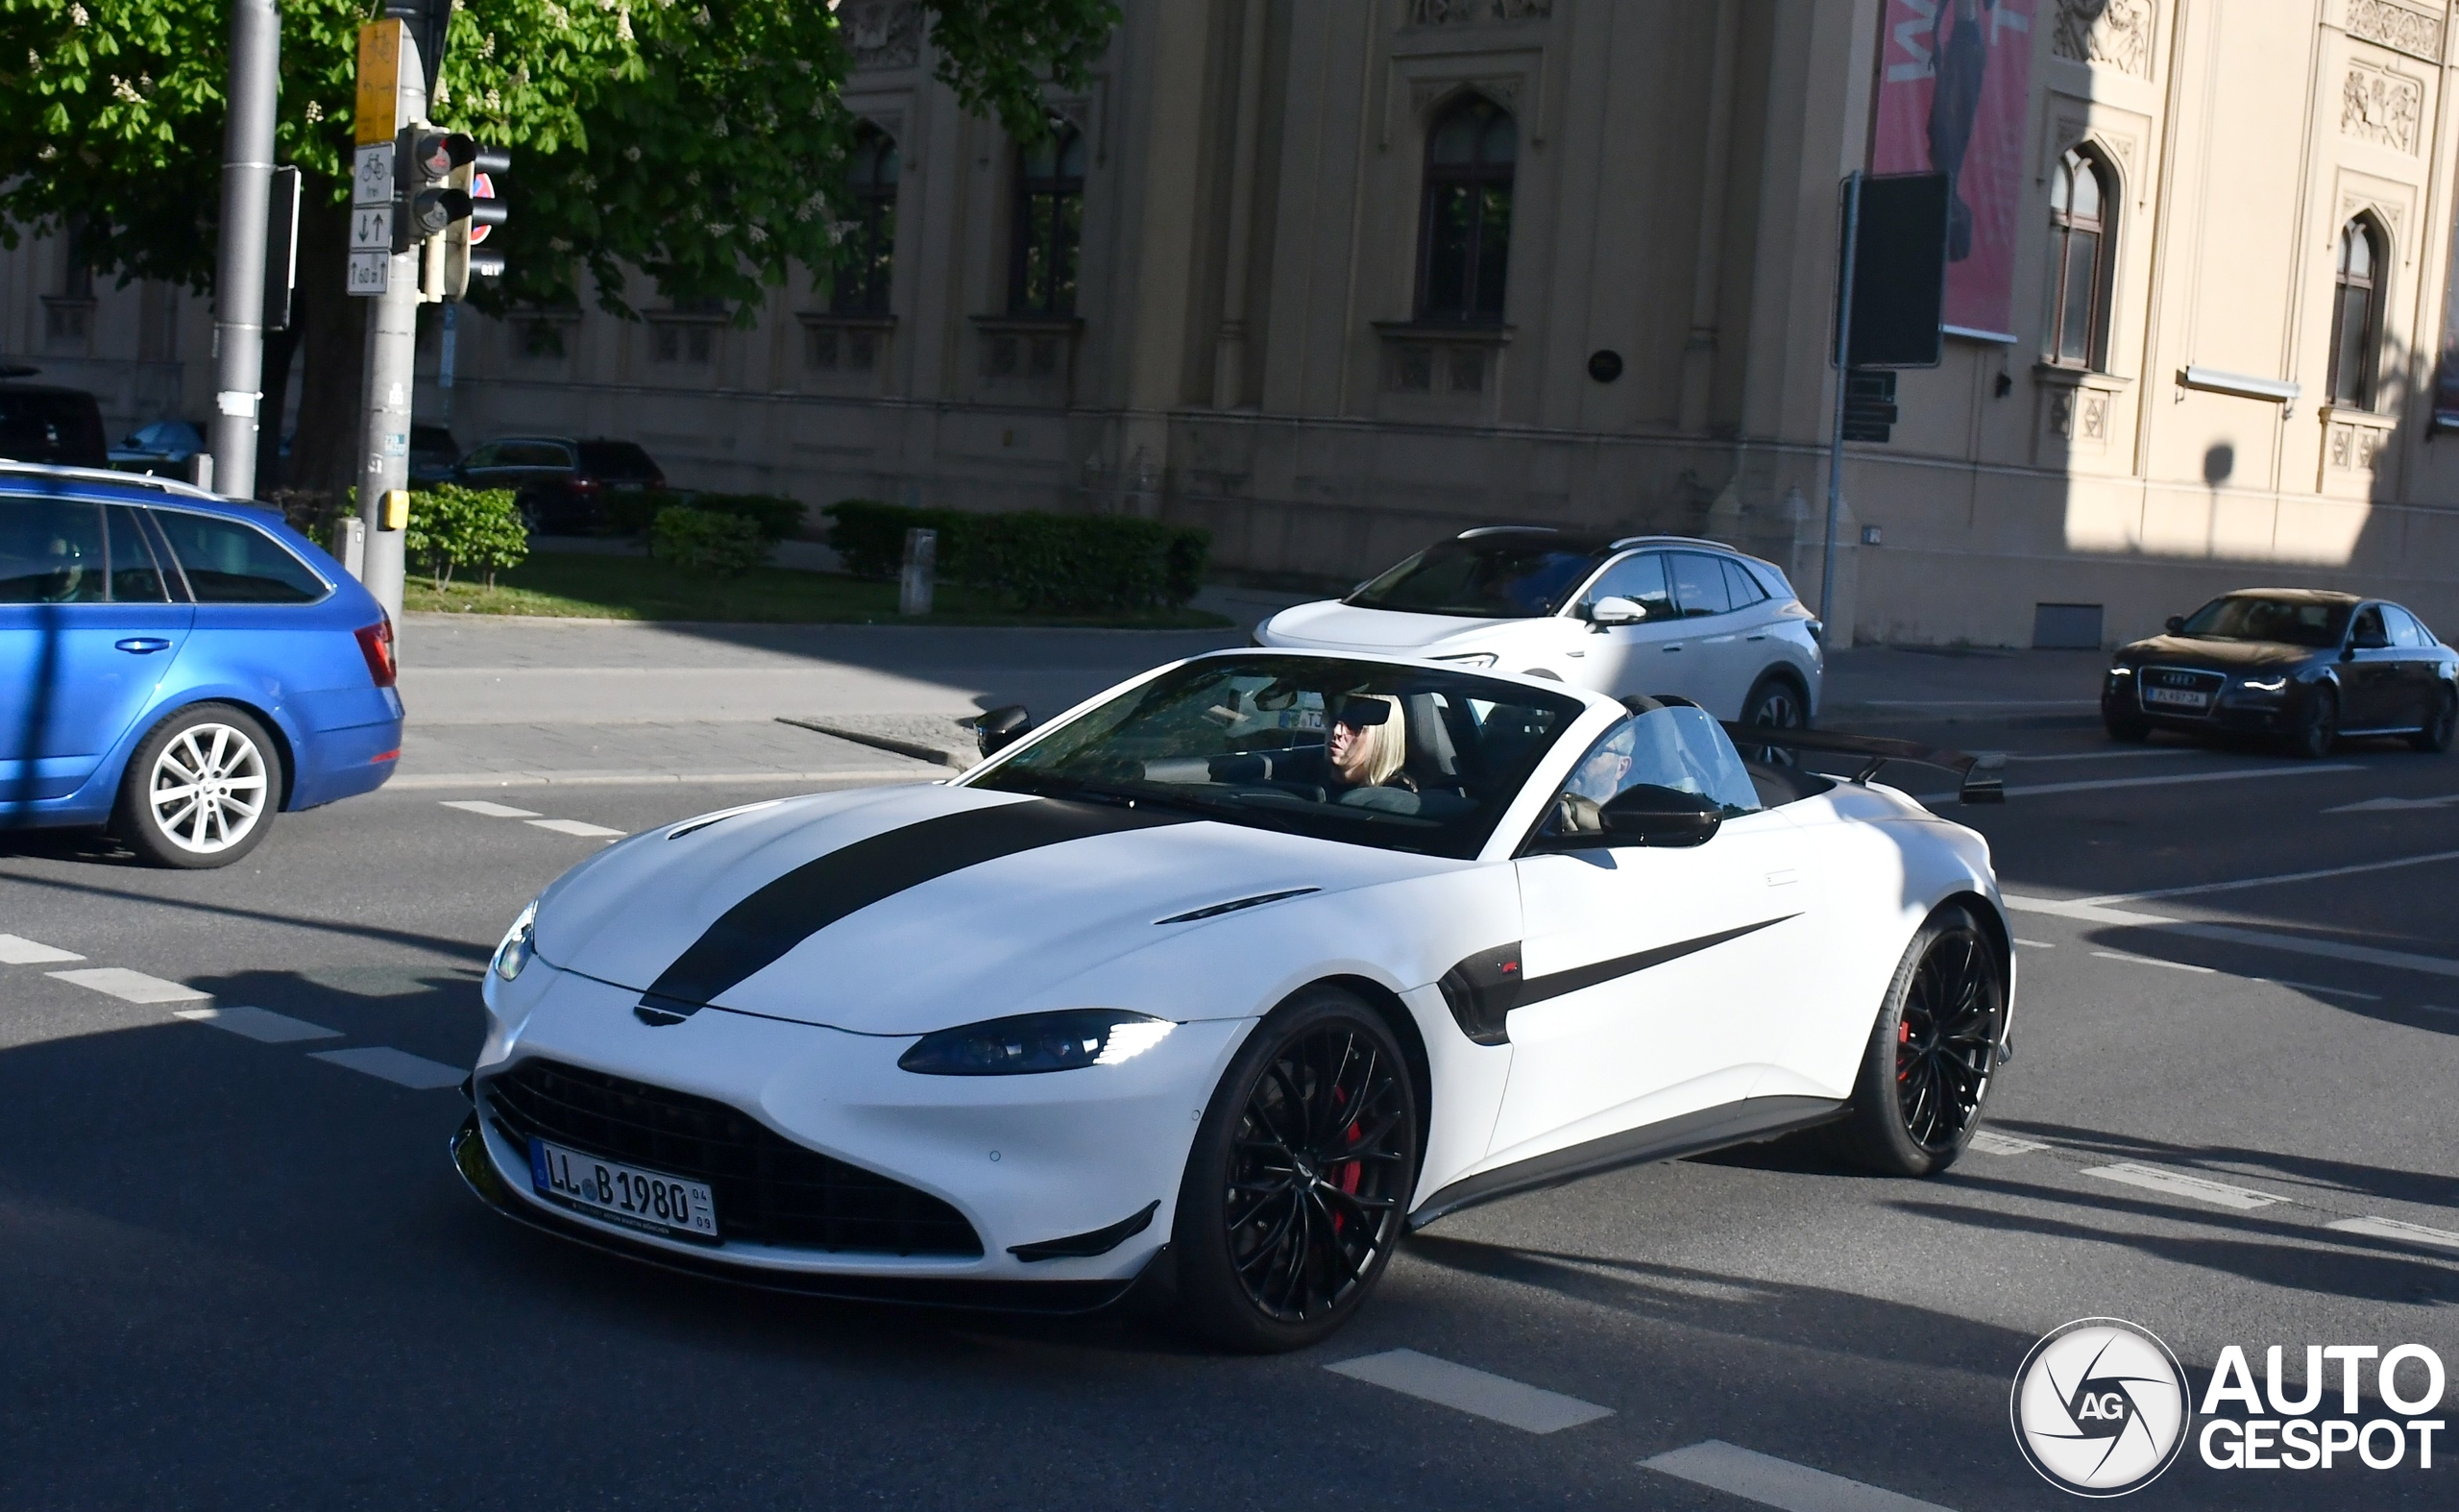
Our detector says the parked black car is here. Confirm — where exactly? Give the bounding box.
[2104,589,2457,757]
[448,435,665,533]
[408,424,461,486]
[0,380,109,468]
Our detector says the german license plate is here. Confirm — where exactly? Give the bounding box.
[529,1137,718,1241]
[2144,686,2210,709]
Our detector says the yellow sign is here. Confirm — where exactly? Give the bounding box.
[355,19,404,146]
[379,489,411,532]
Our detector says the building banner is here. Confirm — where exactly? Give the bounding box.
[1872,0,2035,341]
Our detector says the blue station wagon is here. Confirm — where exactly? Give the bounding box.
[0,465,403,867]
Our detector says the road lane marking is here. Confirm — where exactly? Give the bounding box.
[2083,1162,2285,1210]
[2006,746,2203,763]
[2325,793,2459,813]
[2077,846,2459,906]
[2014,939,2054,948]
[1967,1131,2050,1156]
[307,1047,465,1090]
[172,1005,342,1043]
[2091,950,2215,974]
[2419,1004,2459,1018]
[2326,1216,2459,1251]
[1325,1350,1612,1434]
[2004,894,2459,980]
[1917,763,2362,803]
[1641,1440,1959,1512]
[2252,978,2380,1001]
[46,967,209,1004]
[0,934,85,964]
[525,817,626,838]
[439,799,543,818]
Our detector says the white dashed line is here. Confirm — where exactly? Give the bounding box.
[1642,1440,1959,1512]
[439,799,543,818]
[1967,1131,2050,1156]
[2077,846,2459,906]
[2091,950,2215,974]
[2013,939,2054,948]
[172,1005,342,1043]
[0,934,85,964]
[2083,1162,2285,1210]
[2005,894,2459,981]
[1325,1350,1613,1434]
[526,817,626,839]
[46,967,210,1004]
[2413,1004,2459,1018]
[307,1047,466,1090]
[2252,978,2380,1001]
[2325,1215,2459,1251]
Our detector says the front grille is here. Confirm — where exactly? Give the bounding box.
[2140,665,2225,712]
[481,1059,983,1257]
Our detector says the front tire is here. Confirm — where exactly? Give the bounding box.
[1740,671,1810,733]
[2412,685,2457,754]
[1827,905,2006,1177]
[1172,987,1421,1353]
[2285,685,2339,760]
[113,704,281,869]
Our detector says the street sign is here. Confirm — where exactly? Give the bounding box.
[353,143,393,207]
[354,20,404,147]
[347,251,390,295]
[350,205,392,251]
[1841,369,1900,443]
[1832,171,1950,370]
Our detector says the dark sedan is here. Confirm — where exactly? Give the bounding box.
[2104,589,2457,757]
[448,436,664,534]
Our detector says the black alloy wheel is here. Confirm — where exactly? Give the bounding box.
[1172,988,1420,1352]
[1827,904,2005,1177]
[2413,685,2458,754]
[2286,684,2339,761]
[1740,671,1809,765]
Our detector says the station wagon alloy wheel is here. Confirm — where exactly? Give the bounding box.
[115,704,282,869]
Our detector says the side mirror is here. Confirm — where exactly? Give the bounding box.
[2352,627,2390,651]
[971,703,1033,757]
[1597,783,1723,847]
[1589,596,1645,629]
[2164,615,2186,634]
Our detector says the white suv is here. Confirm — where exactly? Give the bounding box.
[1254,526,1823,727]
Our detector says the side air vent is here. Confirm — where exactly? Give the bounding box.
[1155,887,1319,925]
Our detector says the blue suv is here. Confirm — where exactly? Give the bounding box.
[0,465,403,868]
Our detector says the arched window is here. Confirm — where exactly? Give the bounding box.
[2047,147,2110,368]
[1009,121,1086,316]
[1417,93,1516,323]
[2328,217,2384,409]
[829,125,899,317]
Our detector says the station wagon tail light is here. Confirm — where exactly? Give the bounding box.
[354,613,398,688]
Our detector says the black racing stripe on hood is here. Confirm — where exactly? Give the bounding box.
[641,797,1192,1013]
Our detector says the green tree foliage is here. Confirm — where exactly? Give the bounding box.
[648,502,765,576]
[0,0,1118,314]
[406,482,527,589]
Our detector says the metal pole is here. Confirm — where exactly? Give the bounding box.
[356,37,426,622]
[1820,170,1863,633]
[207,0,280,499]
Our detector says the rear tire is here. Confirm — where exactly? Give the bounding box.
[2285,685,2339,760]
[2412,686,2457,754]
[1172,987,1420,1353]
[1740,671,1810,733]
[1826,905,2006,1178]
[112,704,282,869]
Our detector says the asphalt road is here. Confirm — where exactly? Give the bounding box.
[4,637,2456,1510]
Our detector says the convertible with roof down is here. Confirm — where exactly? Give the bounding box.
[454,649,2014,1351]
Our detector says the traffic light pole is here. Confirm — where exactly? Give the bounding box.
[1820,170,1863,635]
[207,0,280,499]
[354,42,427,623]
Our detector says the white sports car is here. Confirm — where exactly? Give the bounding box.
[453,649,2013,1351]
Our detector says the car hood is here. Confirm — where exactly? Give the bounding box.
[1262,598,1547,652]
[530,782,1452,1034]
[2119,636,2324,671]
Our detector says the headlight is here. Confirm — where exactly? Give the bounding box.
[2240,675,2287,693]
[1431,652,1498,669]
[492,900,539,983]
[2106,664,2132,676]
[898,1010,1174,1075]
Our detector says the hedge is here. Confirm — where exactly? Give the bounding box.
[649,505,769,576]
[607,489,805,542]
[406,485,528,589]
[824,500,1209,613]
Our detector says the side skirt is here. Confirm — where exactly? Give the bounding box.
[1405,1094,1847,1230]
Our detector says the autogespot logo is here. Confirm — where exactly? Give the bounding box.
[2011,1318,2193,1497]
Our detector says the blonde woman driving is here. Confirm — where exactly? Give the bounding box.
[1327,695,1415,806]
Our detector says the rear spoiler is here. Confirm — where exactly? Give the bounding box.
[1720,722,2006,805]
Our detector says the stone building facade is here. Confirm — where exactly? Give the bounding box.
[13,0,2459,647]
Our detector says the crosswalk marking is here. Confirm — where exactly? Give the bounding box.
[1643,1440,1960,1512]
[2325,1215,2459,1251]
[47,967,209,1004]
[2083,1162,2284,1210]
[307,1047,465,1090]
[526,817,626,839]
[1966,1131,2049,1156]
[173,1006,342,1044]
[2090,950,2215,974]
[1325,1350,1612,1434]
[439,799,543,818]
[0,934,84,964]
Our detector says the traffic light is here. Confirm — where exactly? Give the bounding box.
[392,124,509,299]
[444,142,511,299]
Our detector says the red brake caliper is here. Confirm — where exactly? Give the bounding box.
[1896,1018,1913,1082]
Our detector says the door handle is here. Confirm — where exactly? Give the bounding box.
[1662,644,1685,653]
[114,637,174,654]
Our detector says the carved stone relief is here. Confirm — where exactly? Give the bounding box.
[840,0,921,72]
[2052,0,2155,78]
[1411,0,1551,23]
[2342,59,2423,153]
[1409,76,1522,119]
[2327,420,2388,472]
[2345,0,2445,63]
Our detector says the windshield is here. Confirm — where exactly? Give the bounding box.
[1344,537,1608,619]
[2177,596,2351,648]
[968,654,1586,859]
